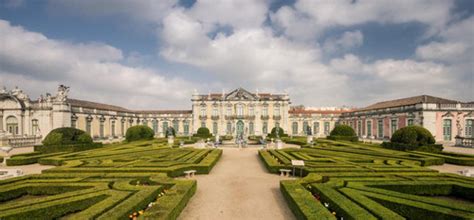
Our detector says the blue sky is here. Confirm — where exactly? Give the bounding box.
[0,0,472,109]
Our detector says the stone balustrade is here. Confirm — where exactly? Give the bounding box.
[455,136,474,148]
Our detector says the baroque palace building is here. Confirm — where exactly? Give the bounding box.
[0,85,473,146]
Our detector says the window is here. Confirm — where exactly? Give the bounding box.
[152,120,158,134]
[31,119,39,135]
[407,118,414,126]
[357,120,362,136]
[249,106,254,116]
[292,122,298,135]
[200,107,206,117]
[367,120,372,137]
[213,122,218,134]
[313,122,320,134]
[226,122,232,134]
[466,119,473,138]
[263,122,268,134]
[443,119,452,141]
[324,122,330,135]
[303,121,309,135]
[111,120,116,137]
[6,116,18,135]
[71,116,77,128]
[163,121,169,133]
[99,120,105,138]
[226,106,232,116]
[86,116,93,135]
[212,108,218,116]
[121,119,125,136]
[236,104,243,116]
[249,122,254,135]
[183,121,189,135]
[377,120,383,138]
[274,106,280,116]
[391,119,397,135]
[200,122,206,128]
[262,106,268,116]
[173,120,179,132]
[275,122,280,129]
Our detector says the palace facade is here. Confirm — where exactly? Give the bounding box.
[0,85,472,146]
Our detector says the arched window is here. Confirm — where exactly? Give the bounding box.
[213,122,218,134]
[152,120,158,134]
[111,120,116,137]
[236,104,243,116]
[249,122,254,135]
[303,121,309,134]
[313,122,320,134]
[173,120,179,132]
[99,117,105,138]
[6,116,18,135]
[274,106,280,116]
[183,121,189,135]
[263,122,268,134]
[443,119,452,141]
[163,121,169,133]
[32,119,39,135]
[466,119,474,138]
[226,122,232,134]
[292,122,298,135]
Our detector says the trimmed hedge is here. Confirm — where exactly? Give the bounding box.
[329,125,356,137]
[125,125,154,142]
[268,127,288,139]
[193,127,211,138]
[34,142,103,154]
[382,142,443,153]
[327,135,358,142]
[391,126,435,146]
[42,127,93,146]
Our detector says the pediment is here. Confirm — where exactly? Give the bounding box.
[225,88,257,101]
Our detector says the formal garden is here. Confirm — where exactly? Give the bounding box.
[0,126,222,219]
[259,126,474,219]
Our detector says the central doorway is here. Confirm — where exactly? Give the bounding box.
[236,120,244,138]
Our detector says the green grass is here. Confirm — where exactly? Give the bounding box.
[260,139,474,220]
[0,140,221,219]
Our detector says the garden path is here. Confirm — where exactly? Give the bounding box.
[178,147,295,220]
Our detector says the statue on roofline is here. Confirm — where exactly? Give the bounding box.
[56,85,70,102]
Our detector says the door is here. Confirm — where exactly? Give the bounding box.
[236,120,244,137]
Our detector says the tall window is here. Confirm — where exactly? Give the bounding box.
[173,120,179,132]
[163,121,169,133]
[274,106,280,116]
[200,122,206,128]
[71,116,77,128]
[183,121,189,135]
[6,116,18,135]
[303,121,309,134]
[443,119,452,141]
[262,106,268,116]
[377,120,383,138]
[357,120,362,136]
[249,122,254,135]
[292,122,298,135]
[466,119,474,138]
[200,107,206,117]
[152,120,158,134]
[275,122,280,129]
[86,117,92,135]
[99,119,105,138]
[391,119,397,135]
[324,122,330,135]
[263,122,268,134]
[236,104,243,116]
[249,106,254,116]
[407,118,414,126]
[227,122,232,134]
[111,120,116,137]
[313,122,320,134]
[32,119,39,135]
[121,119,125,136]
[367,120,372,137]
[213,122,218,134]
[212,108,218,116]
[226,106,232,116]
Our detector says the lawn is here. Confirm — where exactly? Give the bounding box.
[0,140,221,219]
[260,139,474,220]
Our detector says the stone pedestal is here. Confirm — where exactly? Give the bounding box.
[276,139,283,149]
[168,136,174,145]
[307,136,313,144]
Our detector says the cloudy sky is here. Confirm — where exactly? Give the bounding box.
[0,0,472,110]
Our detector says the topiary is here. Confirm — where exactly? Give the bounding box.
[269,127,286,138]
[390,126,435,146]
[125,125,154,142]
[195,127,211,138]
[42,127,92,146]
[330,125,356,137]
[165,127,176,138]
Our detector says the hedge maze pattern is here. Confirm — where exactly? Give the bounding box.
[0,141,222,219]
[260,139,474,220]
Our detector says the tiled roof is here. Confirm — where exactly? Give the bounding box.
[288,109,351,115]
[68,99,191,115]
[359,95,459,111]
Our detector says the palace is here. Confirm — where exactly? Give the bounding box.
[0,85,472,146]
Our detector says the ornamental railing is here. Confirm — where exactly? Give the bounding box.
[2,136,42,148]
[455,136,474,148]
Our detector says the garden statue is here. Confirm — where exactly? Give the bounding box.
[306,126,313,144]
[456,115,463,137]
[167,127,174,145]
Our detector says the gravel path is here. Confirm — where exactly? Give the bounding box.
[178,147,295,220]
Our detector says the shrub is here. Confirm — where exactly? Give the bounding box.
[330,125,356,137]
[125,125,154,142]
[327,135,359,142]
[391,126,435,147]
[194,127,211,138]
[165,127,176,138]
[42,127,93,146]
[268,127,287,138]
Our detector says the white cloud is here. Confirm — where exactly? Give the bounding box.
[0,19,197,109]
[323,30,364,53]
